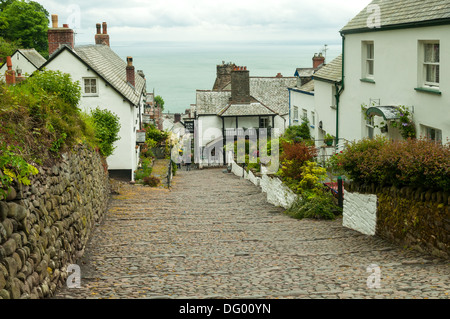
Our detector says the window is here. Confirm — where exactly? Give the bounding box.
[362,41,374,79]
[311,112,316,127]
[260,117,269,128]
[422,125,442,143]
[366,115,375,139]
[293,106,299,122]
[422,42,440,88]
[302,109,308,121]
[83,78,98,95]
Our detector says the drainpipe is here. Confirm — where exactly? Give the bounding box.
[335,33,346,148]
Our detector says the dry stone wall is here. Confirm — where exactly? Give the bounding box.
[0,145,110,299]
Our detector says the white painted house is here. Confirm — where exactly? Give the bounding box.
[338,0,450,143]
[195,62,296,165]
[0,49,46,81]
[41,16,147,181]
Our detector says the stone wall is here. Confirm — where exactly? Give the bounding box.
[0,145,110,299]
[343,182,449,259]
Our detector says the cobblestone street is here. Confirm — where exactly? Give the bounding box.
[54,169,449,299]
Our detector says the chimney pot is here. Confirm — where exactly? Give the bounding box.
[63,24,69,28]
[6,56,12,70]
[51,14,58,28]
[96,23,101,34]
[102,22,108,34]
[5,56,16,85]
[126,56,135,87]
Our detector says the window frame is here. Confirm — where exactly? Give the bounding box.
[362,41,375,80]
[293,106,299,123]
[83,77,99,96]
[421,41,440,89]
[259,117,270,129]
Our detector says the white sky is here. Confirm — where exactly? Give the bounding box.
[37,0,373,45]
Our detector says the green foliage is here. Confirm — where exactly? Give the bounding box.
[154,95,165,111]
[0,143,38,199]
[90,107,121,157]
[283,118,313,143]
[390,106,417,139]
[145,124,168,145]
[285,190,342,220]
[135,157,152,181]
[331,137,450,191]
[0,36,19,62]
[0,0,49,58]
[26,69,81,108]
[143,176,160,187]
[277,140,318,183]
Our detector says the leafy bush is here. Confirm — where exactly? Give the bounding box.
[282,118,313,144]
[90,107,121,157]
[135,158,152,181]
[145,124,168,144]
[285,190,342,220]
[278,141,318,182]
[143,176,160,187]
[332,137,450,191]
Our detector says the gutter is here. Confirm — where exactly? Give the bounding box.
[335,33,346,147]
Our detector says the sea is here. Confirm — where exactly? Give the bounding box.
[111,41,342,114]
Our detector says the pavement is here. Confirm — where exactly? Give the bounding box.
[53,168,449,299]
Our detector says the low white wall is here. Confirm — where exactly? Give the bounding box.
[343,191,378,236]
[230,159,298,209]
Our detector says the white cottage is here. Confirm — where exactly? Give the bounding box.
[195,63,296,165]
[338,0,450,143]
[41,16,147,181]
[0,49,46,81]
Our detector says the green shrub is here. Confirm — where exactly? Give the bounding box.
[283,118,313,144]
[285,190,342,220]
[143,176,160,187]
[91,107,121,157]
[145,124,168,144]
[278,141,318,182]
[332,137,450,191]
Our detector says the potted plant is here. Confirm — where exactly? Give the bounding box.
[323,133,334,146]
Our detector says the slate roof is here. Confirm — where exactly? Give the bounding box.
[298,79,315,93]
[18,49,47,68]
[41,44,146,106]
[313,55,342,83]
[196,76,296,117]
[218,99,277,117]
[294,68,316,78]
[74,45,146,106]
[341,0,450,33]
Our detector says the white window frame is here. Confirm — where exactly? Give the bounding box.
[422,125,442,143]
[83,77,99,96]
[420,41,440,89]
[302,109,308,122]
[260,117,269,128]
[311,111,316,127]
[362,41,374,79]
[293,106,299,123]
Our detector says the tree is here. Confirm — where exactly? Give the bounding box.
[90,108,121,157]
[0,36,20,63]
[154,95,165,111]
[0,0,49,58]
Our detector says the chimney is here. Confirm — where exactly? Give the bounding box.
[213,61,235,91]
[276,73,283,78]
[313,53,325,69]
[5,56,15,85]
[231,66,250,104]
[95,22,110,46]
[126,56,135,87]
[48,14,74,56]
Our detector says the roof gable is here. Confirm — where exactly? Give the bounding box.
[341,0,450,33]
[313,55,342,83]
[41,45,145,106]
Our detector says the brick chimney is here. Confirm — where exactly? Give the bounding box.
[213,61,235,91]
[5,56,15,85]
[126,57,135,87]
[276,73,283,78]
[95,22,110,46]
[313,53,325,69]
[48,14,74,56]
[231,66,250,104]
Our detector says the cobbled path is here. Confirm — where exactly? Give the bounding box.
[53,169,449,299]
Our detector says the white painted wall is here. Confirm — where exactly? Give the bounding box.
[341,25,450,142]
[44,50,142,177]
[0,51,39,81]
[343,191,378,236]
[314,80,338,143]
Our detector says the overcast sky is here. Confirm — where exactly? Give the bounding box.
[37,0,373,45]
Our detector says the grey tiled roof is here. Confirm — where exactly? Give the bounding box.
[74,45,146,106]
[295,68,316,77]
[218,100,277,117]
[196,90,231,115]
[313,55,342,83]
[19,49,46,68]
[196,76,295,116]
[341,0,450,33]
[299,79,315,92]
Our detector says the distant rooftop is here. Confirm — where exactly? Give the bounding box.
[341,0,450,33]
